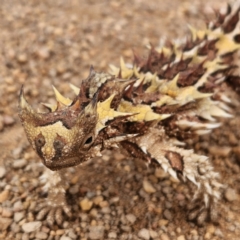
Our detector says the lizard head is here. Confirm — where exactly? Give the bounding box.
[18,68,138,171]
[18,86,100,171]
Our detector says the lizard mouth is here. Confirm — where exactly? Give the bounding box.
[42,156,83,171]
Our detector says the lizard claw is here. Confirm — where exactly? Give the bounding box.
[36,200,72,226]
[187,198,219,226]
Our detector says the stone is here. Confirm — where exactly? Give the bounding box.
[99,200,109,208]
[12,159,27,169]
[37,47,50,59]
[101,207,111,214]
[149,230,158,238]
[1,207,13,217]
[93,196,103,205]
[0,116,3,131]
[22,233,30,240]
[121,225,131,232]
[108,232,117,238]
[209,146,231,157]
[143,179,156,193]
[22,221,42,233]
[206,224,215,234]
[138,228,150,240]
[160,233,170,240]
[177,235,185,240]
[11,222,21,233]
[67,229,77,239]
[0,166,6,178]
[17,54,28,63]
[155,168,168,178]
[163,209,173,221]
[158,219,168,226]
[0,190,9,203]
[14,211,24,222]
[60,236,71,240]
[88,226,105,240]
[35,232,48,239]
[126,214,137,224]
[3,115,15,125]
[79,198,93,211]
[225,188,238,202]
[56,229,65,235]
[13,200,23,211]
[0,217,12,231]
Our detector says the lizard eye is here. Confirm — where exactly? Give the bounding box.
[35,134,45,148]
[54,139,65,150]
[85,136,93,145]
[82,134,94,149]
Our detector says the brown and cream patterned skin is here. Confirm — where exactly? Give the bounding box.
[19,2,240,226]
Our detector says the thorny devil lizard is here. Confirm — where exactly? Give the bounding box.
[18,2,240,226]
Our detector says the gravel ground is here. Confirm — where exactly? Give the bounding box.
[0,0,240,239]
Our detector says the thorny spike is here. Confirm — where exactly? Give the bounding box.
[109,64,120,76]
[87,65,96,79]
[120,57,133,79]
[123,80,135,100]
[69,83,80,95]
[85,92,98,112]
[41,103,57,112]
[19,86,37,114]
[104,134,139,147]
[19,86,29,110]
[135,78,145,94]
[52,85,72,106]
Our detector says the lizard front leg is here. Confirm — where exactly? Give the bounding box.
[36,168,72,226]
[125,127,224,225]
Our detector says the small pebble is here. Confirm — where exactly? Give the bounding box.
[149,230,158,238]
[13,200,23,211]
[225,188,238,202]
[12,159,27,169]
[0,217,12,231]
[35,231,48,239]
[126,214,137,224]
[22,233,30,240]
[177,235,185,240]
[0,190,9,203]
[17,54,28,63]
[0,167,6,178]
[14,211,24,223]
[67,229,77,239]
[22,221,42,233]
[143,179,156,193]
[1,207,13,217]
[79,198,93,211]
[93,196,103,205]
[108,232,117,238]
[160,233,170,240]
[159,219,169,226]
[0,116,3,131]
[209,146,231,157]
[3,115,15,125]
[88,226,105,240]
[163,209,173,221]
[37,47,50,59]
[59,236,71,240]
[138,228,150,240]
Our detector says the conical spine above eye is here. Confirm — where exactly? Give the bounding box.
[19,86,43,121]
